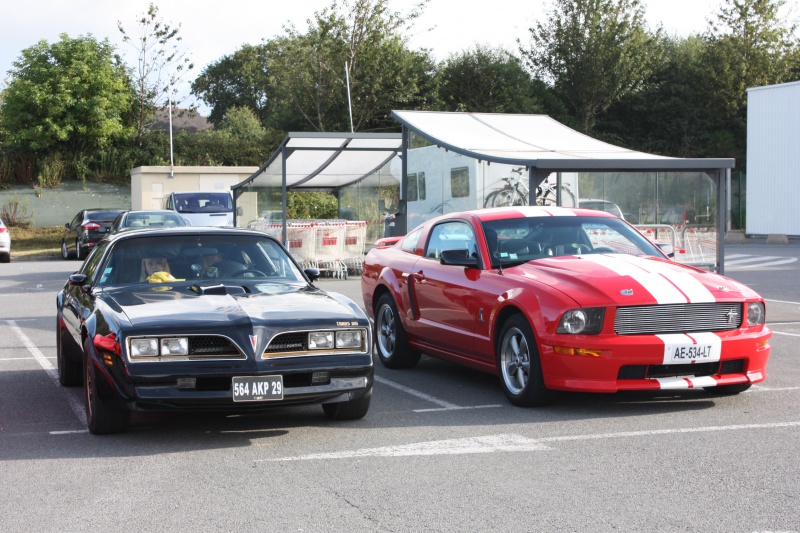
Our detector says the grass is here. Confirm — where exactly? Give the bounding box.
[9,225,64,257]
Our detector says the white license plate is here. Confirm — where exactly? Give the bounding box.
[232,376,283,402]
[659,333,722,364]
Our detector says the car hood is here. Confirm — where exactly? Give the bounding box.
[101,283,364,330]
[511,254,759,307]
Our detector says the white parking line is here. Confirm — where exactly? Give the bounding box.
[5,320,86,427]
[725,255,782,265]
[771,331,800,337]
[264,421,800,461]
[730,258,798,269]
[374,375,501,412]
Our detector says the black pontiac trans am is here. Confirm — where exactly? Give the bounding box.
[56,226,373,434]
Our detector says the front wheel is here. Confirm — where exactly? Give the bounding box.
[497,314,551,406]
[84,339,129,434]
[374,293,420,369]
[61,240,71,260]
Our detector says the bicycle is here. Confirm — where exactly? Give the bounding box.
[483,168,575,208]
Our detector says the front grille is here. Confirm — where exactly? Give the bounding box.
[618,359,746,380]
[265,332,308,353]
[614,303,742,335]
[188,336,242,358]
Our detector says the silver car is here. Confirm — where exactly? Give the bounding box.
[0,217,11,263]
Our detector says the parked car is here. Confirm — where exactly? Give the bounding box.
[361,206,771,406]
[61,209,126,260]
[163,191,234,227]
[109,210,189,234]
[578,199,625,219]
[0,217,11,263]
[56,226,373,434]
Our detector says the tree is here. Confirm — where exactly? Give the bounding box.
[520,0,659,134]
[437,45,563,116]
[191,44,275,127]
[118,2,194,138]
[702,0,800,159]
[0,34,133,152]
[269,0,438,132]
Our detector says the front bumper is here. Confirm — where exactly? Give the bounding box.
[538,327,771,393]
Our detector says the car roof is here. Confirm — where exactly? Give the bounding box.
[465,205,618,223]
[101,225,270,244]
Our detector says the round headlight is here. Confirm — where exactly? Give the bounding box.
[561,310,588,334]
[747,302,765,326]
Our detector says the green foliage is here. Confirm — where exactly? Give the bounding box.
[286,191,338,219]
[437,45,544,113]
[218,106,268,140]
[191,44,275,127]
[0,34,134,152]
[520,0,659,134]
[37,153,66,188]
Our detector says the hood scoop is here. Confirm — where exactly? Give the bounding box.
[190,283,246,296]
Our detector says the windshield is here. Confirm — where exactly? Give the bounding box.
[173,193,233,214]
[95,234,306,288]
[481,216,664,269]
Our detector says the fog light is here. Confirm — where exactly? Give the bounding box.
[312,371,330,384]
[177,377,196,390]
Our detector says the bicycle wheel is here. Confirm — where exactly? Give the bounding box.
[537,185,576,207]
[493,188,527,207]
[484,190,501,208]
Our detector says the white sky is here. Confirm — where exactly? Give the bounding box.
[0,0,728,114]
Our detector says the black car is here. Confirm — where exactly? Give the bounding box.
[109,210,188,234]
[56,226,373,434]
[61,209,126,260]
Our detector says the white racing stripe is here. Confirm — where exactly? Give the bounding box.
[5,320,87,427]
[581,255,687,303]
[613,254,718,302]
[656,376,718,390]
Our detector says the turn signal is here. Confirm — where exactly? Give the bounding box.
[553,346,602,357]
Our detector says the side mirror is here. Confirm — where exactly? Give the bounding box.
[440,249,479,268]
[304,268,321,282]
[655,242,675,258]
[65,222,70,228]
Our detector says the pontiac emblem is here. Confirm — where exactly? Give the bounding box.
[249,335,258,350]
[620,289,634,296]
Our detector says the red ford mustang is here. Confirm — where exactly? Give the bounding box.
[361,206,771,406]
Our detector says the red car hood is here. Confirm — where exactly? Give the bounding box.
[510,254,759,307]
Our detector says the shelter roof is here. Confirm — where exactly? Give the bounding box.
[233,132,401,190]
[391,110,734,172]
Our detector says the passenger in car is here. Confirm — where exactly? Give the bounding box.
[141,254,172,281]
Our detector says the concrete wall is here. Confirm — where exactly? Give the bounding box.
[131,166,259,210]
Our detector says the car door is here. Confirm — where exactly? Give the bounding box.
[61,242,108,349]
[408,220,480,359]
[64,211,83,255]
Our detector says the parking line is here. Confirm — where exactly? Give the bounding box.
[5,320,86,427]
[374,375,501,411]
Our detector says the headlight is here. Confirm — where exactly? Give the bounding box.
[557,308,605,334]
[747,302,765,326]
[161,337,188,356]
[336,330,362,349]
[131,338,159,357]
[309,331,334,349]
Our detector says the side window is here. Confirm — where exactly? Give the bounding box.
[450,167,470,199]
[424,221,476,260]
[71,212,82,227]
[83,242,109,285]
[401,228,422,252]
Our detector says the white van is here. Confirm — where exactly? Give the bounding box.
[163,191,234,227]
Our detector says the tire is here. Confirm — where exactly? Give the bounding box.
[61,240,71,260]
[703,383,752,395]
[374,293,420,369]
[497,314,551,406]
[56,316,81,387]
[483,190,502,208]
[84,339,129,434]
[322,387,372,420]
[538,185,576,207]
[75,239,84,261]
[0,252,9,263]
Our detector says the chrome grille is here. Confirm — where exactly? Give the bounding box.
[614,303,742,335]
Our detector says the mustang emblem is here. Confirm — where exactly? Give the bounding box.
[250,335,258,350]
[620,289,634,296]
[718,286,730,292]
[725,309,738,324]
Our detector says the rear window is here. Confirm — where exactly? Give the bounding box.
[87,211,124,221]
[173,193,233,213]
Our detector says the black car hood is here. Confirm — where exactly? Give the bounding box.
[101,283,363,329]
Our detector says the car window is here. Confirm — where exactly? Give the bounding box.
[401,228,422,252]
[424,221,477,260]
[96,234,305,288]
[83,241,110,284]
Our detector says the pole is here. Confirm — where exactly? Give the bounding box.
[168,95,174,179]
[345,61,354,133]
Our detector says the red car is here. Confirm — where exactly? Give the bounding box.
[361,206,771,406]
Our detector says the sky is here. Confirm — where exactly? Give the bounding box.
[0,0,727,115]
